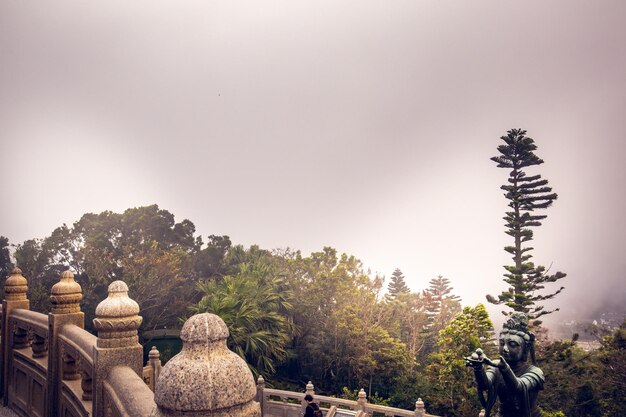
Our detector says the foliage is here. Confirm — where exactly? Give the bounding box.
[487,129,566,324]
[422,276,462,355]
[426,304,494,417]
[386,268,410,300]
[190,254,295,378]
[13,205,201,331]
[0,236,13,299]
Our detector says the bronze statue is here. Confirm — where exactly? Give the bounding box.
[466,312,544,417]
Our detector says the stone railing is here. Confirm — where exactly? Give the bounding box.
[256,379,438,417]
[0,267,261,417]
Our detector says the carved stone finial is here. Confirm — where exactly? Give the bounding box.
[415,398,425,416]
[305,381,314,394]
[357,388,367,410]
[50,270,83,314]
[152,313,261,417]
[149,346,160,361]
[358,388,366,400]
[5,267,28,301]
[93,281,142,348]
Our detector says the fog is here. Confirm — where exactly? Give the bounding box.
[1,1,624,328]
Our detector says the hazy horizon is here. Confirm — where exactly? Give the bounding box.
[1,1,625,327]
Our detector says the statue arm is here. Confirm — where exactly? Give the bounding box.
[473,365,494,391]
[499,361,544,393]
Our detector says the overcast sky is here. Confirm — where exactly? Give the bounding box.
[1,1,624,325]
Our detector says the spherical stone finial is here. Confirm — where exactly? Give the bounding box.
[93,280,142,348]
[50,270,83,314]
[5,267,28,301]
[152,313,261,417]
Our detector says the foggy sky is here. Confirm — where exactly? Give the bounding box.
[1,1,625,325]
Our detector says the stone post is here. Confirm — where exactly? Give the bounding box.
[357,388,367,411]
[146,346,162,391]
[93,281,143,417]
[415,398,425,417]
[48,270,84,417]
[256,375,265,412]
[302,380,315,413]
[1,268,30,405]
[151,313,261,417]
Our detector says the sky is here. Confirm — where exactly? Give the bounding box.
[1,1,625,326]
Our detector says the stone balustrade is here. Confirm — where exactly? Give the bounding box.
[0,268,262,417]
[256,379,434,417]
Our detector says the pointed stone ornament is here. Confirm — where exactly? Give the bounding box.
[5,267,28,301]
[93,280,142,348]
[152,313,261,417]
[50,270,82,314]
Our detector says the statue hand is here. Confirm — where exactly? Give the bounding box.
[465,348,486,369]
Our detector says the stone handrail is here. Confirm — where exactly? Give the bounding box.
[58,324,96,366]
[258,381,429,417]
[104,366,156,416]
[8,309,48,361]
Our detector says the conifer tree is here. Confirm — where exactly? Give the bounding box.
[387,268,410,300]
[487,129,566,324]
[425,275,461,331]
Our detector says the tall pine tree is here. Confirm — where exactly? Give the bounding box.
[387,268,410,300]
[487,129,566,324]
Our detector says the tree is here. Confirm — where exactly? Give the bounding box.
[190,256,295,378]
[487,129,566,324]
[14,205,201,331]
[426,304,494,417]
[0,236,11,277]
[386,268,410,300]
[0,236,13,300]
[423,276,461,354]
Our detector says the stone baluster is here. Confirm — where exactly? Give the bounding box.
[415,398,425,417]
[32,333,47,358]
[146,346,162,391]
[81,369,93,401]
[93,280,143,417]
[151,313,261,417]
[256,375,265,412]
[357,388,367,411]
[1,267,30,404]
[48,270,84,417]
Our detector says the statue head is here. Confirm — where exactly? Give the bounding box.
[499,312,536,364]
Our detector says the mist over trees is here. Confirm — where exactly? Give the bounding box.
[2,201,622,416]
[487,129,567,324]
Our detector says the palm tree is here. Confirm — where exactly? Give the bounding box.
[190,262,295,377]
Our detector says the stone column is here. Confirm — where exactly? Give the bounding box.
[357,388,367,411]
[414,398,425,417]
[48,270,84,417]
[1,268,30,404]
[93,281,143,417]
[151,313,261,417]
